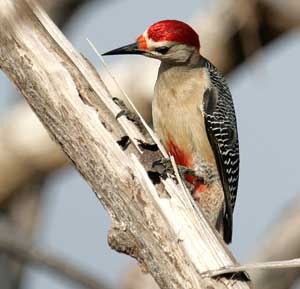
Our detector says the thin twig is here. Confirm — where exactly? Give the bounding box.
[203,258,300,277]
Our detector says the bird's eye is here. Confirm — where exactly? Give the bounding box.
[154,46,170,54]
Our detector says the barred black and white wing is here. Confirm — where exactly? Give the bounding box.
[202,58,239,244]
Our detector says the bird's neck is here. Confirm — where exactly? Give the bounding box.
[188,50,202,66]
[157,54,205,82]
[160,48,202,68]
[160,53,204,73]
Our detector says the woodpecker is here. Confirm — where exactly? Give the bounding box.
[103,20,239,244]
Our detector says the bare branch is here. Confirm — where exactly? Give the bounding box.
[0,223,114,289]
[203,258,300,277]
[203,200,300,287]
[122,201,300,289]
[0,1,253,288]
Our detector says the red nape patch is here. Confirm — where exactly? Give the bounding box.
[147,20,200,49]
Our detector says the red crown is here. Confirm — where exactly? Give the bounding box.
[147,20,200,49]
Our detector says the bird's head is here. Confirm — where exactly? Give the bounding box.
[102,20,200,64]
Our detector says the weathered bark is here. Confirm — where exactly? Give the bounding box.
[0,1,252,288]
[122,200,300,289]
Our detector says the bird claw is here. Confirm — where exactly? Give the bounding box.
[152,157,172,169]
[177,166,208,200]
[115,110,126,119]
[112,97,123,106]
[174,165,202,182]
[177,166,198,178]
[113,97,140,123]
[137,139,159,152]
[152,157,174,179]
[151,159,206,183]
[116,109,138,122]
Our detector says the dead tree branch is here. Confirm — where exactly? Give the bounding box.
[204,201,300,283]
[121,200,300,289]
[203,258,300,277]
[0,222,114,289]
[0,1,252,288]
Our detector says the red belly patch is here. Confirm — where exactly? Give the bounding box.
[166,139,192,168]
[166,139,207,195]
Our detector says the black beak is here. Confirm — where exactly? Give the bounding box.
[102,42,145,56]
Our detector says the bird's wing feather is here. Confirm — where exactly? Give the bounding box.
[202,59,239,243]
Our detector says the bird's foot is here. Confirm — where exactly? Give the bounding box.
[177,166,198,178]
[151,158,210,201]
[152,157,174,179]
[113,97,138,121]
[177,166,208,201]
[176,165,205,182]
[137,139,159,152]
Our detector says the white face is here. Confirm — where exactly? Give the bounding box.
[139,30,199,64]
